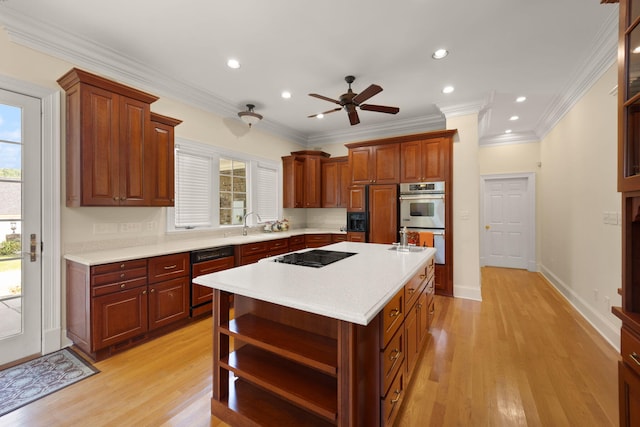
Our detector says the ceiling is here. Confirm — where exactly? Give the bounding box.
[0,0,618,147]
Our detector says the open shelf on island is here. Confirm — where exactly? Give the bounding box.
[220,313,338,376]
[220,345,338,422]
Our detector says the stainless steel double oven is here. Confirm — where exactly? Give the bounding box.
[399,181,446,264]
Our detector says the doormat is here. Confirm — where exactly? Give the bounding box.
[0,347,99,417]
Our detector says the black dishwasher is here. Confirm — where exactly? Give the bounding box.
[190,246,235,317]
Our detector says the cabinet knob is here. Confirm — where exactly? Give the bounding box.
[150,288,155,293]
[142,290,147,294]
[120,263,126,269]
[408,288,415,295]
[120,273,125,278]
[113,196,120,201]
[389,308,401,318]
[120,283,125,289]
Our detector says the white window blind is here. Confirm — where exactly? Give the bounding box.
[175,146,214,228]
[255,163,278,222]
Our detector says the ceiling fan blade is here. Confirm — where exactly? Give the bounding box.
[309,93,341,105]
[352,84,382,105]
[360,104,400,114]
[348,108,360,125]
[307,107,342,118]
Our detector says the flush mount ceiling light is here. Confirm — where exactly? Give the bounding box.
[281,91,292,99]
[442,85,454,94]
[227,59,240,69]
[238,104,263,128]
[516,96,527,102]
[505,129,512,134]
[432,48,449,59]
[509,115,519,121]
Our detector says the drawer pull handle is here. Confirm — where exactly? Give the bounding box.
[630,352,640,366]
[120,284,126,289]
[120,273,125,278]
[391,389,401,404]
[120,263,126,269]
[163,264,178,270]
[389,349,401,361]
[420,274,426,279]
[389,308,401,318]
[407,288,415,295]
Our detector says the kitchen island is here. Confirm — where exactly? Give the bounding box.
[194,241,436,426]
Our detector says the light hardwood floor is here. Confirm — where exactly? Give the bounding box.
[0,267,619,426]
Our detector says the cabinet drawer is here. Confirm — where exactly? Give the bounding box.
[381,327,404,396]
[240,241,270,257]
[304,234,331,244]
[381,289,404,347]
[91,266,147,287]
[91,259,147,276]
[381,369,404,426]
[268,238,289,252]
[289,235,305,246]
[148,252,189,284]
[405,264,428,313]
[622,327,640,377]
[332,234,347,242]
[192,256,235,278]
[92,277,147,297]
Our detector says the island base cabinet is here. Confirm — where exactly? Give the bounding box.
[210,275,432,426]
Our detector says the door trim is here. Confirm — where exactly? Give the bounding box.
[0,73,62,354]
[480,172,536,272]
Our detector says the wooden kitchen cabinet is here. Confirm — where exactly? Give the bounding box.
[347,185,367,212]
[347,231,366,242]
[147,253,190,330]
[305,233,332,248]
[400,137,448,182]
[321,156,349,208]
[348,143,400,184]
[282,151,329,208]
[369,184,398,244]
[92,286,148,351]
[235,238,290,265]
[148,112,182,206]
[58,68,160,207]
[191,256,235,310]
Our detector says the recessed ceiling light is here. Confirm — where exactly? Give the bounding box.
[442,86,454,94]
[432,49,449,59]
[509,115,519,121]
[633,46,640,54]
[516,96,527,103]
[317,114,324,119]
[281,91,291,99]
[227,59,240,69]
[505,129,512,134]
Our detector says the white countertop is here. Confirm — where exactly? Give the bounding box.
[64,228,344,265]
[193,241,436,326]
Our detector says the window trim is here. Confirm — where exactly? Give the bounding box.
[167,137,282,233]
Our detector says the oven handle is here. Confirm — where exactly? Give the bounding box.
[399,194,445,201]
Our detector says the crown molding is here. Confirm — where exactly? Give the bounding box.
[306,113,446,146]
[479,131,540,146]
[535,7,618,140]
[437,100,485,118]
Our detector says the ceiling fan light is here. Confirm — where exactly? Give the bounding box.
[238,104,263,128]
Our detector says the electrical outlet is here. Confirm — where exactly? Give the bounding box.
[119,222,142,233]
[604,296,611,309]
[145,221,156,231]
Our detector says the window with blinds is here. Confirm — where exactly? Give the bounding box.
[168,138,281,232]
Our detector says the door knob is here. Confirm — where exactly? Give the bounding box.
[485,225,490,230]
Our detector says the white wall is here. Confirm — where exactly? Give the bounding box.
[447,113,482,300]
[539,63,621,348]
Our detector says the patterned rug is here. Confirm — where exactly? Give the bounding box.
[0,348,99,416]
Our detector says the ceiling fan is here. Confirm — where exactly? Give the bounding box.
[308,75,400,125]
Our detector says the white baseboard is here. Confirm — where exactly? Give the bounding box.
[539,264,621,352]
[453,284,483,301]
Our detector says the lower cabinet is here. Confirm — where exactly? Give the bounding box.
[66,251,190,360]
[620,360,640,426]
[305,233,332,248]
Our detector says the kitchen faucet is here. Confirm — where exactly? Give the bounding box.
[242,211,262,236]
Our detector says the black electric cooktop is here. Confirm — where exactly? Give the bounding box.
[273,250,357,268]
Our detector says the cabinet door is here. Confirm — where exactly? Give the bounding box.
[321,161,339,208]
[338,160,351,208]
[369,184,398,244]
[282,156,304,208]
[400,141,423,183]
[304,155,322,208]
[148,119,175,206]
[422,138,446,182]
[81,84,120,206]
[92,287,148,350]
[620,361,640,426]
[350,146,373,183]
[149,277,189,330]
[347,185,366,212]
[347,232,366,242]
[118,96,150,206]
[373,144,400,184]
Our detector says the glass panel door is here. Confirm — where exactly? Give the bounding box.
[0,89,41,364]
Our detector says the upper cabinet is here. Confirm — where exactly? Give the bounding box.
[57,68,180,207]
[348,143,400,184]
[282,151,330,208]
[619,2,640,192]
[321,156,349,208]
[149,113,182,207]
[400,137,448,182]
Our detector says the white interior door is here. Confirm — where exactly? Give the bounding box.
[481,175,533,270]
[0,89,42,365]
